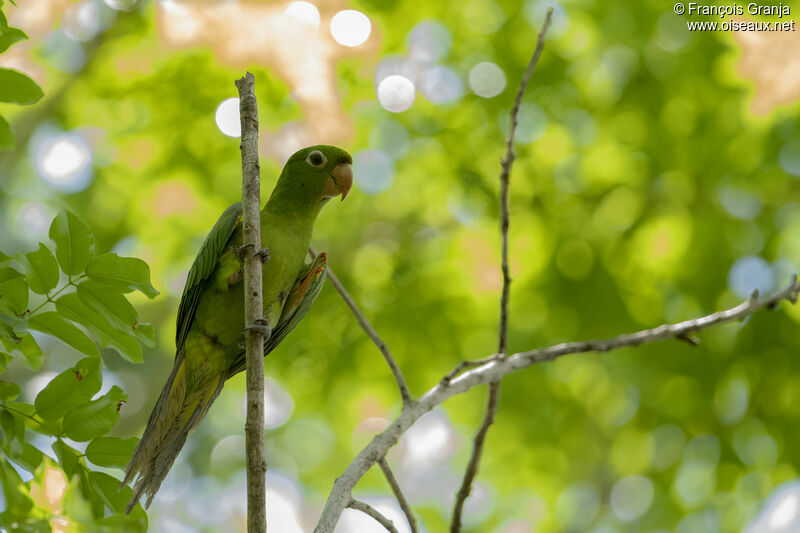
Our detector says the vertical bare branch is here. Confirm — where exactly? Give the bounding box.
[450,9,554,532]
[236,71,268,533]
[378,457,419,533]
[309,246,413,406]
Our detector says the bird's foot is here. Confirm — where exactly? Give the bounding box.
[244,318,271,339]
[238,244,270,263]
[227,270,243,286]
[255,248,270,262]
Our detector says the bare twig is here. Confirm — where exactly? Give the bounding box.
[450,382,499,533]
[309,245,413,406]
[236,72,268,533]
[314,275,800,532]
[348,499,400,533]
[378,457,418,533]
[450,9,554,532]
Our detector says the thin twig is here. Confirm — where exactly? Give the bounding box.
[450,9,554,532]
[236,71,268,533]
[378,457,418,533]
[309,245,413,406]
[450,381,499,533]
[313,275,800,532]
[348,499,400,533]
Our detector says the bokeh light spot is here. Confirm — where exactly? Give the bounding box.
[500,103,547,143]
[264,378,294,429]
[63,1,104,42]
[34,132,93,192]
[369,120,409,157]
[284,1,320,28]
[555,482,600,530]
[713,377,749,425]
[408,21,451,62]
[718,186,762,220]
[728,255,774,299]
[330,10,371,47]
[103,0,137,11]
[421,66,463,104]
[215,97,241,138]
[611,475,654,521]
[779,140,800,177]
[747,482,800,532]
[377,75,416,113]
[468,62,506,98]
[353,150,394,194]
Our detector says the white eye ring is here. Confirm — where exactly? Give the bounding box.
[306,150,327,168]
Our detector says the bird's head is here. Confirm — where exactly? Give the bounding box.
[273,145,353,210]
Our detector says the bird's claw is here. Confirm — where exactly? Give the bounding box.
[244,318,271,339]
[255,248,270,262]
[238,244,270,263]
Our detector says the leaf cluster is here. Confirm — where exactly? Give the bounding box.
[0,209,158,532]
[0,0,42,150]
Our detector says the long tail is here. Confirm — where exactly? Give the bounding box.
[122,351,224,513]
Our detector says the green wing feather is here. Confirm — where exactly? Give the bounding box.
[176,202,242,350]
[228,253,327,375]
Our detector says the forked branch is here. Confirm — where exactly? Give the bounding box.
[451,8,554,532]
[314,276,800,532]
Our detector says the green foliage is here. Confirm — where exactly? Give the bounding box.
[0,210,155,531]
[48,209,95,276]
[0,1,37,150]
[2,0,800,531]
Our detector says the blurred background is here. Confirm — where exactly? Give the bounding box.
[1,0,800,531]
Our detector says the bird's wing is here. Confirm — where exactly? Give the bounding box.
[228,253,327,375]
[176,202,242,351]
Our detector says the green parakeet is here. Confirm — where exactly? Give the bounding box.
[123,145,353,512]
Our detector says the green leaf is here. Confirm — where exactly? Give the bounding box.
[34,357,102,420]
[48,209,95,276]
[0,68,43,105]
[56,293,142,363]
[52,439,81,477]
[0,114,13,151]
[1,333,43,370]
[28,311,100,357]
[0,8,7,31]
[0,409,22,448]
[61,472,94,524]
[0,266,28,314]
[0,250,11,265]
[89,471,130,514]
[85,253,160,298]
[0,27,27,54]
[0,456,33,521]
[23,243,59,295]
[62,385,126,441]
[0,380,20,401]
[134,322,156,348]
[4,401,58,436]
[77,280,138,327]
[7,442,43,472]
[0,352,10,373]
[85,436,138,468]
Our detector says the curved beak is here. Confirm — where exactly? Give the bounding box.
[328,163,353,201]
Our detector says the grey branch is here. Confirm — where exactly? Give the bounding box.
[309,245,413,406]
[236,71,268,533]
[450,382,500,533]
[348,499,400,533]
[450,8,554,532]
[378,457,419,533]
[313,276,800,532]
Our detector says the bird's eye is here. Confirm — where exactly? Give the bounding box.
[306,150,327,168]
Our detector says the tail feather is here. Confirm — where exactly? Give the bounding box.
[123,352,224,513]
